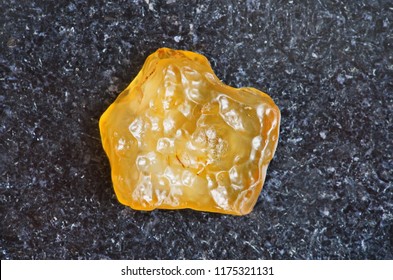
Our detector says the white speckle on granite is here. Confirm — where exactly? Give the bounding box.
[336,74,345,84]
[319,131,327,139]
[288,137,303,144]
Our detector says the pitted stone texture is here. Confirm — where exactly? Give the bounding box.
[99,48,280,215]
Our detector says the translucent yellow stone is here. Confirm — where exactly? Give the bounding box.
[99,48,280,215]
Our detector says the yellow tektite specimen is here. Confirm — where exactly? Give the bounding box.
[99,48,280,215]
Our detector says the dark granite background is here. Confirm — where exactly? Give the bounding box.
[1,0,392,259]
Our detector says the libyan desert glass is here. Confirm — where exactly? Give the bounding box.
[99,48,280,215]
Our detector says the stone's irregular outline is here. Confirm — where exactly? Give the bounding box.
[99,48,280,215]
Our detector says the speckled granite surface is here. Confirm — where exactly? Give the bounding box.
[1,0,392,259]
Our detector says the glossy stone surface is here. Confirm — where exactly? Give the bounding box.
[99,48,280,215]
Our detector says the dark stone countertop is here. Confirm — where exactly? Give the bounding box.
[1,0,392,259]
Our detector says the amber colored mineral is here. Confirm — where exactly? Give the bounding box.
[99,48,280,215]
